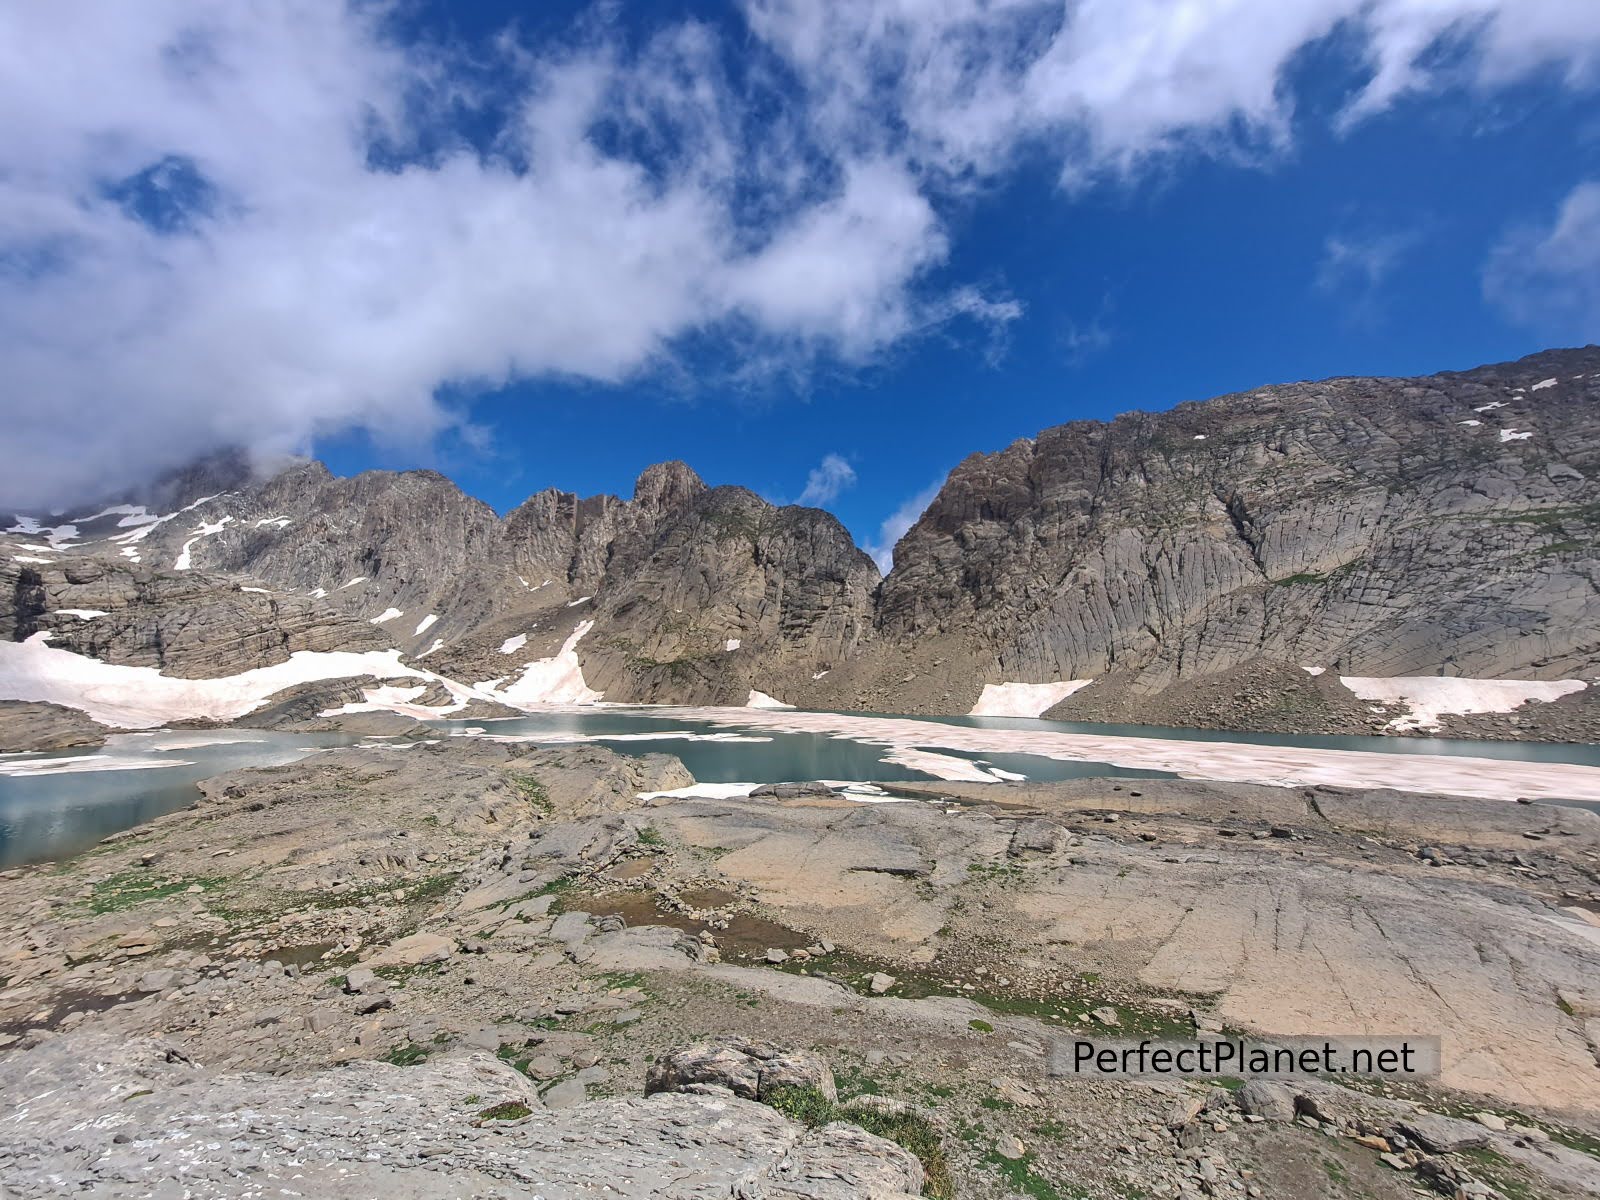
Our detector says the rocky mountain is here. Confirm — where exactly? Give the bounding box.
[824,345,1600,719]
[5,346,1599,731]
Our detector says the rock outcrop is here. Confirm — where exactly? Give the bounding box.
[46,458,878,706]
[0,700,110,751]
[0,1034,923,1199]
[0,555,389,679]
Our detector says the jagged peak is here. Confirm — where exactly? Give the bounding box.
[632,461,707,511]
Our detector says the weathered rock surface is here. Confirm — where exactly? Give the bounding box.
[0,1035,922,1199]
[830,347,1600,715]
[4,742,1599,1199]
[0,554,387,678]
[645,1038,838,1102]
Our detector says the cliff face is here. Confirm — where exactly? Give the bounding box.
[0,556,388,679]
[6,347,1599,720]
[850,347,1600,712]
[50,458,878,705]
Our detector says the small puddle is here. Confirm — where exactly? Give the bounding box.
[605,858,656,882]
[678,887,737,908]
[576,889,812,959]
[259,941,338,969]
[0,988,146,1038]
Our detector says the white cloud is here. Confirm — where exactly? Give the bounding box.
[1484,181,1600,341]
[744,0,1600,182]
[797,453,858,506]
[865,480,944,573]
[0,4,1001,508]
[1317,231,1416,294]
[3,1,1599,507]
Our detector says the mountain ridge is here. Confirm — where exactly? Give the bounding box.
[6,345,1600,737]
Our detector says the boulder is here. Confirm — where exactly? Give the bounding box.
[356,933,454,970]
[1395,1114,1491,1155]
[645,1039,837,1103]
[1235,1080,1297,1122]
[750,782,839,799]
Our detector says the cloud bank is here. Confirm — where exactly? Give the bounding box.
[3,1,1599,508]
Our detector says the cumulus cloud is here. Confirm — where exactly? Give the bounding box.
[797,453,858,506]
[3,0,1600,507]
[1483,182,1600,342]
[865,480,945,574]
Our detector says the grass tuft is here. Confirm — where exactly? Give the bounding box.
[765,1085,953,1199]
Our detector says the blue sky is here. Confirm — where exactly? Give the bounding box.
[3,2,1599,566]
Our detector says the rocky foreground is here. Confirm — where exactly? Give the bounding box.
[3,741,1600,1198]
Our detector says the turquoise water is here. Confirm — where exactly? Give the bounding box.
[4,704,1595,868]
[426,710,1178,786]
[0,730,360,868]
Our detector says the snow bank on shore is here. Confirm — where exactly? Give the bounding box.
[0,633,431,729]
[970,679,1093,717]
[1341,675,1587,731]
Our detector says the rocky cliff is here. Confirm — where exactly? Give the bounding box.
[5,347,1599,729]
[826,346,1600,717]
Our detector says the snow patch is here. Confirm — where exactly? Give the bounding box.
[724,638,741,652]
[970,679,1093,718]
[339,577,367,589]
[746,690,793,709]
[499,634,528,655]
[1340,675,1587,731]
[54,609,107,620]
[812,670,830,680]
[1474,402,1507,411]
[13,555,51,564]
[254,516,292,529]
[636,782,761,801]
[67,504,155,527]
[0,753,196,778]
[1531,378,1558,391]
[566,596,592,607]
[1302,666,1326,676]
[240,586,271,595]
[109,493,222,548]
[1499,429,1533,442]
[0,634,437,729]
[418,638,445,658]
[173,515,233,570]
[370,608,403,624]
[6,517,79,547]
[481,621,603,706]
[665,706,1600,804]
[883,748,1004,783]
[1192,434,1207,440]
[414,613,438,637]
[1458,419,1482,427]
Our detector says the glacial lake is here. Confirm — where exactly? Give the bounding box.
[4,707,1600,868]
